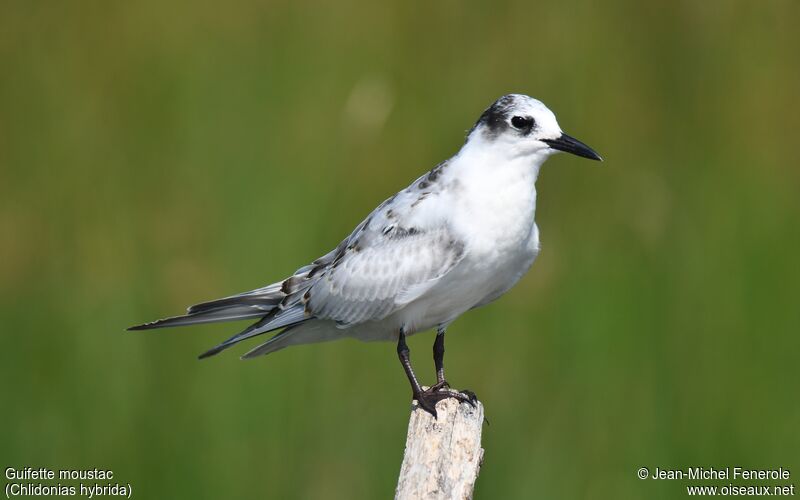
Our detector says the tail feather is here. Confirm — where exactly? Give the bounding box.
[128,282,286,332]
[187,292,281,315]
[197,305,310,359]
[241,320,337,359]
[127,306,266,330]
[129,277,315,358]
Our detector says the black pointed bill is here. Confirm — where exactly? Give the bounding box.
[542,133,602,161]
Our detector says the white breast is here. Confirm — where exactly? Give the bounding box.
[398,152,542,331]
[448,149,540,258]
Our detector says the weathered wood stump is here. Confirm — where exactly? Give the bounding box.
[395,394,485,500]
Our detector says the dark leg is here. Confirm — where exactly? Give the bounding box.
[431,327,448,390]
[396,328,476,419]
[397,327,424,395]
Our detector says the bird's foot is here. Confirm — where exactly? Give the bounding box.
[413,386,478,419]
[430,379,450,391]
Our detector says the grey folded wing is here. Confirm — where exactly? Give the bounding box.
[304,226,466,327]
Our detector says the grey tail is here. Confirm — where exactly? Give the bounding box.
[128,278,316,358]
[126,295,281,331]
[196,305,310,359]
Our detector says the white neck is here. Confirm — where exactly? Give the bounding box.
[455,135,549,185]
[441,136,547,252]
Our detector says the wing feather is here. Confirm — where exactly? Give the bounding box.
[307,227,465,326]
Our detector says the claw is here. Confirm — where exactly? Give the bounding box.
[412,387,479,418]
[460,389,478,406]
[416,394,440,418]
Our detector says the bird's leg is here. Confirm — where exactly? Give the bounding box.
[430,327,449,391]
[397,328,476,419]
[429,327,479,404]
[397,327,424,396]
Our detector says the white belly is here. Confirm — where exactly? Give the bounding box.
[408,220,540,328]
[343,220,540,342]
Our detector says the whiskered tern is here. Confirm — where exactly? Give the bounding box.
[129,94,602,417]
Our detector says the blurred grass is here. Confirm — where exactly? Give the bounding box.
[1,0,799,498]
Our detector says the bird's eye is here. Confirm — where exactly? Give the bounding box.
[511,115,534,130]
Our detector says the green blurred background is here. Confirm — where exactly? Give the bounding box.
[2,1,798,498]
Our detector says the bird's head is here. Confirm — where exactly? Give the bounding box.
[466,94,602,162]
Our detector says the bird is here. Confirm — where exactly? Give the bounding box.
[129,94,601,417]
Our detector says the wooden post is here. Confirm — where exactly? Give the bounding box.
[395,395,485,500]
